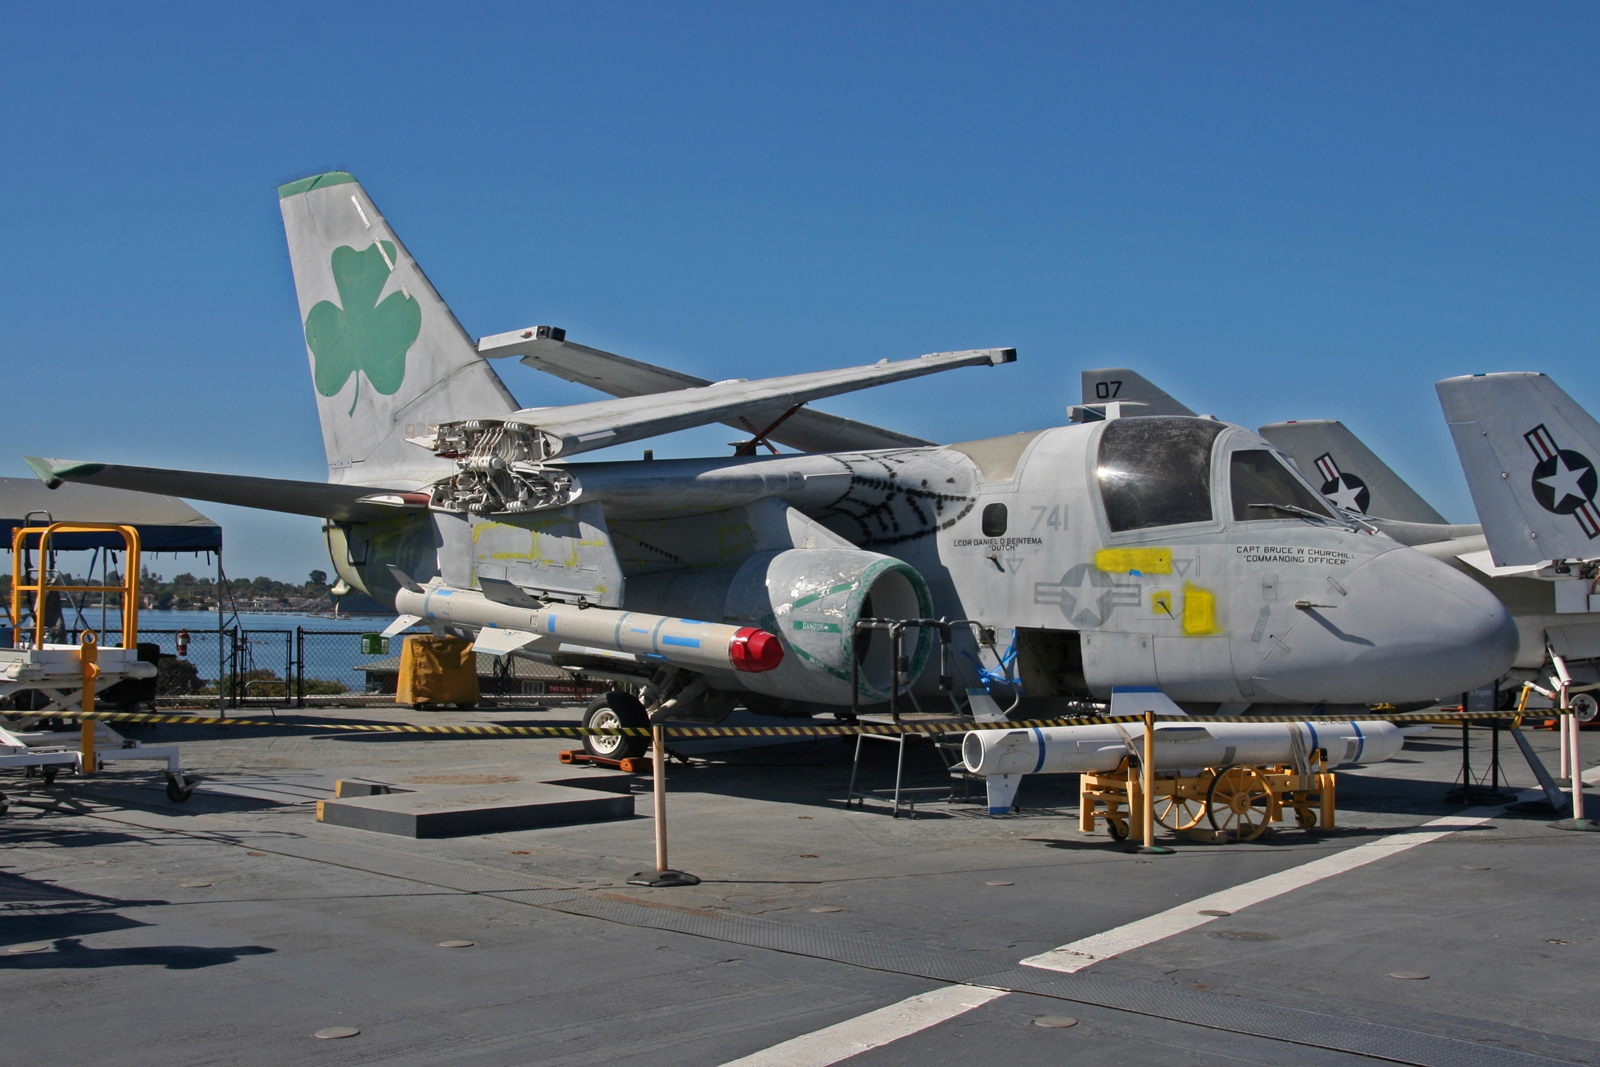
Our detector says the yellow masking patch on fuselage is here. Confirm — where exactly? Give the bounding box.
[1151,590,1173,616]
[1181,582,1221,635]
[1095,547,1173,574]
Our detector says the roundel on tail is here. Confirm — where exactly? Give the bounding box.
[1319,472,1370,514]
[1530,448,1599,515]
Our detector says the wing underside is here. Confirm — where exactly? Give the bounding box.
[479,329,954,453]
[450,344,1014,459]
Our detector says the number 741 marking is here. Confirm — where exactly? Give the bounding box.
[1030,505,1067,531]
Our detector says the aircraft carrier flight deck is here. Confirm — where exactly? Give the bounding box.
[1,703,1594,1067]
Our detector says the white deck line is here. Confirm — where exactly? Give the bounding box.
[716,985,1007,1067]
[1020,810,1497,972]
[723,788,1554,1065]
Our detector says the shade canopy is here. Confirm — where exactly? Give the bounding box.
[1,478,221,552]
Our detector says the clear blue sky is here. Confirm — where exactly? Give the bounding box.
[3,2,1596,581]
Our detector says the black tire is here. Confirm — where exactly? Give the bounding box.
[40,767,58,787]
[1105,816,1129,842]
[582,692,649,760]
[165,776,194,803]
[1573,693,1599,725]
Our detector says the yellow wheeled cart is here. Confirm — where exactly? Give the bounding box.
[1081,754,1336,843]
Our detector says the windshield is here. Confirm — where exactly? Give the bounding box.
[1230,449,1334,521]
[1096,417,1226,532]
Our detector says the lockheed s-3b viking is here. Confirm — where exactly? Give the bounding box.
[27,173,1519,757]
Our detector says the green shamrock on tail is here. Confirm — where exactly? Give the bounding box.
[304,241,421,414]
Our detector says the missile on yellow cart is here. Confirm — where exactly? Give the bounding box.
[962,714,1404,815]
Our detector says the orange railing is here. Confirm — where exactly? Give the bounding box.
[10,523,141,649]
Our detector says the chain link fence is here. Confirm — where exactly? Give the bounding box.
[115,626,606,710]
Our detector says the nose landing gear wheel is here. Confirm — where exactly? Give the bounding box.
[165,775,195,803]
[1573,692,1599,725]
[1206,766,1271,841]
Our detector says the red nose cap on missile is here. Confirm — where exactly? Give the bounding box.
[729,627,784,673]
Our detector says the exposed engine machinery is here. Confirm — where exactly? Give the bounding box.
[420,420,577,514]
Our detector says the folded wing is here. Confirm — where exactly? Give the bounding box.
[455,345,1015,460]
[479,327,939,452]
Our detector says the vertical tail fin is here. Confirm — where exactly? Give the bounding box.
[1071,368,1196,421]
[1437,372,1600,565]
[278,172,517,485]
[1258,420,1448,524]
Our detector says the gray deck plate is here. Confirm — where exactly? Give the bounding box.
[77,806,1590,1067]
[316,782,635,837]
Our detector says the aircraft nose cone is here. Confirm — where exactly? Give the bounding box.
[1250,547,1518,705]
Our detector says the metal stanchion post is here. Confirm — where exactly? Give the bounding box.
[79,632,98,775]
[1571,714,1587,822]
[1138,709,1174,855]
[1550,657,1600,831]
[653,722,668,870]
[628,722,703,885]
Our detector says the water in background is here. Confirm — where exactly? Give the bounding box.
[55,608,419,695]
[90,609,401,633]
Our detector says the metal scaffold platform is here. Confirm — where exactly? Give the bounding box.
[2,523,194,810]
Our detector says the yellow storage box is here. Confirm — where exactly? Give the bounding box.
[396,635,480,708]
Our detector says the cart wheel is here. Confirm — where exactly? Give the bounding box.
[582,692,649,760]
[1154,791,1208,831]
[453,703,477,710]
[40,767,58,787]
[1207,766,1272,841]
[165,775,195,803]
[0,791,8,815]
[1105,815,1129,842]
[1294,805,1317,829]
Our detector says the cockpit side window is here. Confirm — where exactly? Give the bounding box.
[1230,449,1334,521]
[1096,417,1227,532]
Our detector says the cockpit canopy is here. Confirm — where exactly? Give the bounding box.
[1095,417,1332,533]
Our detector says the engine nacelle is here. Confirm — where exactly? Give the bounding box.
[627,548,935,705]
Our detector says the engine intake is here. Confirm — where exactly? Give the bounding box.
[627,548,935,705]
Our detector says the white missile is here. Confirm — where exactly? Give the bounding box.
[392,584,783,674]
[962,718,1404,814]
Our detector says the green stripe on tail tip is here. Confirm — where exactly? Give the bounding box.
[278,171,357,199]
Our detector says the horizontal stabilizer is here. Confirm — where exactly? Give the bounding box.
[1258,420,1449,525]
[473,347,1015,459]
[1438,372,1600,565]
[24,457,419,523]
[479,327,942,452]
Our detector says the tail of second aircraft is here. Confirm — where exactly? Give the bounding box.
[1071,368,1196,421]
[1257,420,1448,525]
[278,172,518,486]
[1438,372,1600,566]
